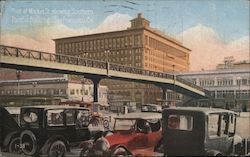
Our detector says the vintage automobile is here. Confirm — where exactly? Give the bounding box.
[162,107,250,156]
[79,112,162,157]
[0,107,22,154]
[18,105,91,157]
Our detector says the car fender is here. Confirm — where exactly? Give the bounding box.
[3,131,20,147]
[234,135,243,145]
[39,135,70,154]
[206,150,223,156]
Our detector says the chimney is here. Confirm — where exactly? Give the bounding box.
[138,13,143,18]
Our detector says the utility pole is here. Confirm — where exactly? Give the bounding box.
[172,64,176,106]
[16,70,22,95]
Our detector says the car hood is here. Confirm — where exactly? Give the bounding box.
[105,131,137,147]
[0,106,20,146]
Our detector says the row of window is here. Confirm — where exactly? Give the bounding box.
[57,35,142,53]
[147,36,187,59]
[216,90,250,99]
[190,78,250,87]
[0,88,66,95]
[69,88,107,98]
[79,48,142,58]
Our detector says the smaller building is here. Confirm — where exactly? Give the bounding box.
[0,76,108,107]
[178,60,250,111]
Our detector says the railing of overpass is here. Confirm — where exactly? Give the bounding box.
[0,45,210,96]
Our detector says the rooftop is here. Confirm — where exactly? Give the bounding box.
[163,107,236,115]
[114,112,161,120]
[21,105,89,110]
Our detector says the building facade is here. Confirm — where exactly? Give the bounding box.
[54,13,191,105]
[0,76,108,107]
[178,61,250,111]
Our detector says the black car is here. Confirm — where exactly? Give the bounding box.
[18,105,91,157]
[162,107,249,156]
[0,107,21,154]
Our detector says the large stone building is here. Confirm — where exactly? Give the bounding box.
[54,13,191,105]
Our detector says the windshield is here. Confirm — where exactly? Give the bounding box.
[114,119,136,131]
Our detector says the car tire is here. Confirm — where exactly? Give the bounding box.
[103,119,109,129]
[112,147,128,157]
[48,140,66,157]
[80,149,90,157]
[8,137,22,154]
[20,130,37,156]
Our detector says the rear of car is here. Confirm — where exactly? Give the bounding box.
[162,108,206,156]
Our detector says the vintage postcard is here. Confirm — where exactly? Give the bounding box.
[0,0,249,156]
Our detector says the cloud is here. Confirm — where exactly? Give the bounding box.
[178,24,249,71]
[1,14,248,72]
[0,13,131,52]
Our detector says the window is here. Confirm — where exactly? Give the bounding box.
[167,114,193,131]
[65,110,75,125]
[228,115,235,135]
[47,109,64,126]
[208,114,219,137]
[76,110,89,127]
[70,89,75,95]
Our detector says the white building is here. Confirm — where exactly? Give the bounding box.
[178,60,250,111]
[0,75,108,106]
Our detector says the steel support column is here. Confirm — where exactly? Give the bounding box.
[92,77,102,103]
[162,87,167,100]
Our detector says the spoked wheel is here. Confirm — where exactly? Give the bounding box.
[112,147,128,157]
[9,137,22,154]
[103,119,110,129]
[20,130,37,156]
[48,140,66,157]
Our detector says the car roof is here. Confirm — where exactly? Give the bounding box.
[21,105,89,110]
[114,112,161,120]
[5,107,21,114]
[163,107,236,115]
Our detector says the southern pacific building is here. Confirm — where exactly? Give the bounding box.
[54,13,191,105]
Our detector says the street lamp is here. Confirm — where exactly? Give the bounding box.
[81,77,85,102]
[172,64,176,105]
[32,82,37,95]
[16,70,22,95]
[236,77,241,111]
[104,50,110,76]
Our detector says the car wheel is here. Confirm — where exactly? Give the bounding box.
[20,130,37,156]
[103,119,109,129]
[112,147,128,157]
[48,140,66,157]
[80,149,90,157]
[9,137,22,154]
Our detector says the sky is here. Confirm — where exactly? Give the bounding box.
[0,0,249,71]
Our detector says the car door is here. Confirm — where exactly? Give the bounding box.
[206,113,221,151]
[219,113,235,154]
[64,109,77,142]
[134,132,148,148]
[147,120,162,148]
[75,109,91,141]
